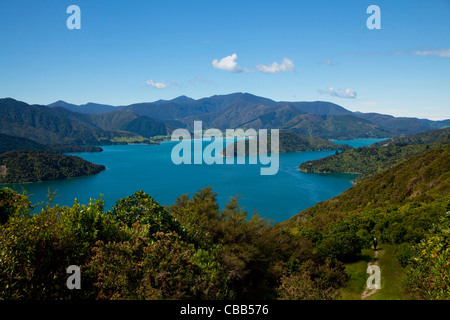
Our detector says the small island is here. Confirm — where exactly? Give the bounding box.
[0,150,105,184]
[222,131,352,157]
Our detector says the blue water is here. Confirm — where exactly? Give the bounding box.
[5,139,384,223]
[330,138,388,148]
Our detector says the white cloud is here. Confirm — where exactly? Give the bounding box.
[145,80,168,89]
[318,86,357,99]
[256,57,295,74]
[212,54,295,74]
[212,53,242,72]
[413,49,450,58]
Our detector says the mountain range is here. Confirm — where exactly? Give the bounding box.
[1,93,448,146]
[48,93,449,138]
[0,98,172,145]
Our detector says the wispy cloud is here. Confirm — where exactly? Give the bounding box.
[413,49,450,58]
[321,60,337,67]
[318,86,357,99]
[145,80,168,89]
[188,76,214,87]
[256,57,295,74]
[212,53,242,73]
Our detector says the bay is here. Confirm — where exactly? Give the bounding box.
[5,138,386,223]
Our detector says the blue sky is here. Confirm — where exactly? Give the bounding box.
[0,0,449,119]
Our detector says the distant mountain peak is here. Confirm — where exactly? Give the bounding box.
[48,100,75,108]
[52,100,68,104]
[171,95,195,103]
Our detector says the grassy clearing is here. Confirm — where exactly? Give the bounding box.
[365,245,410,300]
[111,135,149,143]
[339,249,373,300]
[339,245,410,300]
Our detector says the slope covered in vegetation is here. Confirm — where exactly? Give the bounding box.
[0,187,346,300]
[222,131,352,156]
[1,146,448,299]
[283,147,450,298]
[0,133,103,154]
[0,98,158,145]
[0,150,105,184]
[299,127,450,182]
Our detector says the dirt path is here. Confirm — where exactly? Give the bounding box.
[361,249,379,299]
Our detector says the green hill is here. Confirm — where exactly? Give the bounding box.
[183,102,396,139]
[288,147,450,232]
[222,131,352,156]
[243,112,395,140]
[0,133,103,154]
[299,127,450,182]
[0,150,105,184]
[0,98,156,145]
[354,112,450,136]
[82,110,173,138]
[0,133,47,154]
[282,147,450,299]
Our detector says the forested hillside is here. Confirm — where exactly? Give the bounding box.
[299,127,450,182]
[49,93,449,139]
[0,98,162,145]
[222,131,352,156]
[0,133,102,154]
[284,147,450,298]
[0,150,105,183]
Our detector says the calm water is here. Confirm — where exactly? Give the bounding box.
[5,138,386,223]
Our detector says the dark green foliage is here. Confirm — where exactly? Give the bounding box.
[0,187,31,224]
[0,189,231,300]
[395,243,414,268]
[109,190,185,237]
[279,114,394,140]
[0,98,107,145]
[0,209,81,299]
[87,231,229,300]
[0,133,47,154]
[354,112,450,136]
[290,148,450,232]
[0,132,103,154]
[222,131,352,156]
[82,110,173,138]
[120,116,169,137]
[0,150,105,183]
[317,217,369,262]
[46,145,103,153]
[0,98,155,145]
[168,187,331,299]
[277,259,347,300]
[299,127,450,182]
[403,213,450,299]
[0,187,348,300]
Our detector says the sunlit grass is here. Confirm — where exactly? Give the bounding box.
[339,245,411,300]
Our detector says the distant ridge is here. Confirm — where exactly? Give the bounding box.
[0,98,170,145]
[17,92,450,139]
[48,100,119,114]
[3,92,442,139]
